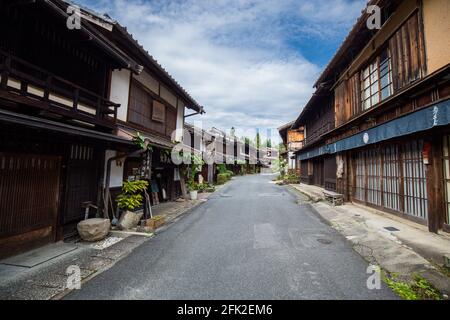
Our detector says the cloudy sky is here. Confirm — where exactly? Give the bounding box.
[78,0,366,135]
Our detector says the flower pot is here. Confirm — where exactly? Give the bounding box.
[190,190,198,200]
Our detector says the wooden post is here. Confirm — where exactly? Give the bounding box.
[426,136,444,233]
[179,165,188,199]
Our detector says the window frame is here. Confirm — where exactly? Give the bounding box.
[360,48,393,111]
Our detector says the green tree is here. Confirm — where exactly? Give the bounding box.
[255,132,261,149]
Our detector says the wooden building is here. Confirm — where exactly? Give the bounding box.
[291,0,450,233]
[89,9,205,208]
[183,123,216,184]
[278,121,304,173]
[0,0,204,259]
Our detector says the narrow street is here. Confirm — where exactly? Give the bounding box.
[66,174,397,300]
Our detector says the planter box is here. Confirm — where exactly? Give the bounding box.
[146,216,166,230]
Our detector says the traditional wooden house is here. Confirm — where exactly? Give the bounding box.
[0,0,142,258]
[292,89,336,189]
[0,0,204,259]
[292,0,450,233]
[184,123,216,184]
[88,12,205,208]
[278,121,304,173]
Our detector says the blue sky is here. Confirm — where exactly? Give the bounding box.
[77,0,366,134]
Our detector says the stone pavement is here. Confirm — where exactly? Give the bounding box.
[0,234,149,300]
[0,187,219,300]
[287,184,450,296]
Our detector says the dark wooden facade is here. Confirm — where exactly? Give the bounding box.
[0,0,136,258]
[292,0,450,233]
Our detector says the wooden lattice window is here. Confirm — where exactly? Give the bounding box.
[354,151,366,202]
[353,140,427,221]
[129,80,152,128]
[382,145,401,211]
[402,140,428,220]
[366,149,382,206]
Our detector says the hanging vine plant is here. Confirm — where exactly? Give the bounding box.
[133,132,153,152]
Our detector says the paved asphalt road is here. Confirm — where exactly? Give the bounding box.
[66,174,397,300]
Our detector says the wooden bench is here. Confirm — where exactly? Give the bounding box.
[323,190,344,206]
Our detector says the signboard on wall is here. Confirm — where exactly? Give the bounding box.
[287,129,304,143]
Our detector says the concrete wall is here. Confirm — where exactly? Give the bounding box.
[422,0,450,75]
[104,150,124,188]
[175,99,185,142]
[109,69,131,122]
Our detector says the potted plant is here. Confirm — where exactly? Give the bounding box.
[188,181,199,200]
[186,153,203,200]
[116,180,149,230]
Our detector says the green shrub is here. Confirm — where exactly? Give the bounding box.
[116,180,149,211]
[217,164,227,174]
[187,181,199,192]
[383,273,442,300]
[284,173,299,184]
[217,173,228,185]
[198,183,215,193]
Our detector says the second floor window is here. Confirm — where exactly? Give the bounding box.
[361,48,393,110]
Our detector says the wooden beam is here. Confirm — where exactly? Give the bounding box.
[426,136,444,232]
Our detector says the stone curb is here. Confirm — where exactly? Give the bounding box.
[286,184,450,298]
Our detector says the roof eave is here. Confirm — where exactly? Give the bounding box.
[46,0,141,74]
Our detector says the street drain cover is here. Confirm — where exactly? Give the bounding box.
[317,238,332,245]
[384,226,400,232]
[220,194,232,198]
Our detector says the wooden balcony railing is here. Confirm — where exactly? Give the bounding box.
[0,49,119,129]
[304,121,334,146]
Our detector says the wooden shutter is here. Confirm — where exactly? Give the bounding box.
[349,72,361,117]
[389,12,426,91]
[335,81,347,127]
[129,80,152,128]
[152,100,166,123]
[335,74,360,127]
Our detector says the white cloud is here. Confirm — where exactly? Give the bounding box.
[299,0,365,23]
[81,0,364,133]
